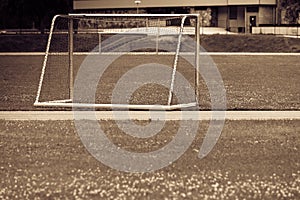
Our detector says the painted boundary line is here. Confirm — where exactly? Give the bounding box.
[0,52,45,56]
[1,52,300,56]
[0,111,299,121]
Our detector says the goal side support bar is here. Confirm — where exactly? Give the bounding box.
[195,14,201,104]
[69,18,74,99]
[167,15,187,106]
[34,15,62,105]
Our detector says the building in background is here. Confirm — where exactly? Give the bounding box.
[73,0,277,33]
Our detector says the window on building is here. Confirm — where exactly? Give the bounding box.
[195,6,208,11]
[247,6,259,13]
[229,6,237,20]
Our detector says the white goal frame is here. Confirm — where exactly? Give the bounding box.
[34,13,201,110]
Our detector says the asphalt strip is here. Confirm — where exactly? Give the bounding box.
[0,111,299,121]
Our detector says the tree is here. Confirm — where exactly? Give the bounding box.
[281,0,300,24]
[7,0,26,31]
[1,0,72,32]
[0,0,9,29]
[25,0,73,33]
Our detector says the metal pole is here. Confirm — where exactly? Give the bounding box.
[297,20,300,38]
[195,15,201,104]
[98,32,102,53]
[134,0,141,14]
[68,17,74,100]
[146,17,149,31]
[245,6,247,34]
[34,15,61,105]
[167,16,187,106]
[156,18,160,54]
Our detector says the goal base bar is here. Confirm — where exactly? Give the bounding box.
[34,101,198,111]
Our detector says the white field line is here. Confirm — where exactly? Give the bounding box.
[1,52,300,56]
[0,52,45,56]
[0,111,299,121]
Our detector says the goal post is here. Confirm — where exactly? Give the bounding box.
[34,13,201,110]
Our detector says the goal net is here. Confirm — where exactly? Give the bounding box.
[34,14,201,110]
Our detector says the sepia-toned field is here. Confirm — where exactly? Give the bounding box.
[0,53,299,199]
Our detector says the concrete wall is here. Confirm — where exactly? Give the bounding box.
[245,12,259,33]
[252,26,300,35]
[237,7,246,30]
[74,0,276,10]
[260,0,277,5]
[259,6,275,25]
[218,7,228,28]
[228,0,259,5]
[218,5,275,33]
[244,6,275,32]
[228,7,246,32]
[228,0,275,5]
[74,0,226,10]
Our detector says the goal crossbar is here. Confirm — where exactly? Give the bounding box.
[68,13,201,18]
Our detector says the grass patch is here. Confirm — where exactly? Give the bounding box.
[201,34,300,52]
[1,34,300,52]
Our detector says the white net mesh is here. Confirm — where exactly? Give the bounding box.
[35,14,200,110]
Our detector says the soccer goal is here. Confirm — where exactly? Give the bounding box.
[34,13,201,110]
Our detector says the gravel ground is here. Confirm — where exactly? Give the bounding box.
[0,120,299,199]
[0,54,299,110]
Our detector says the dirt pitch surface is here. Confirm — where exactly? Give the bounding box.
[0,54,299,111]
[0,120,299,199]
[0,51,299,199]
